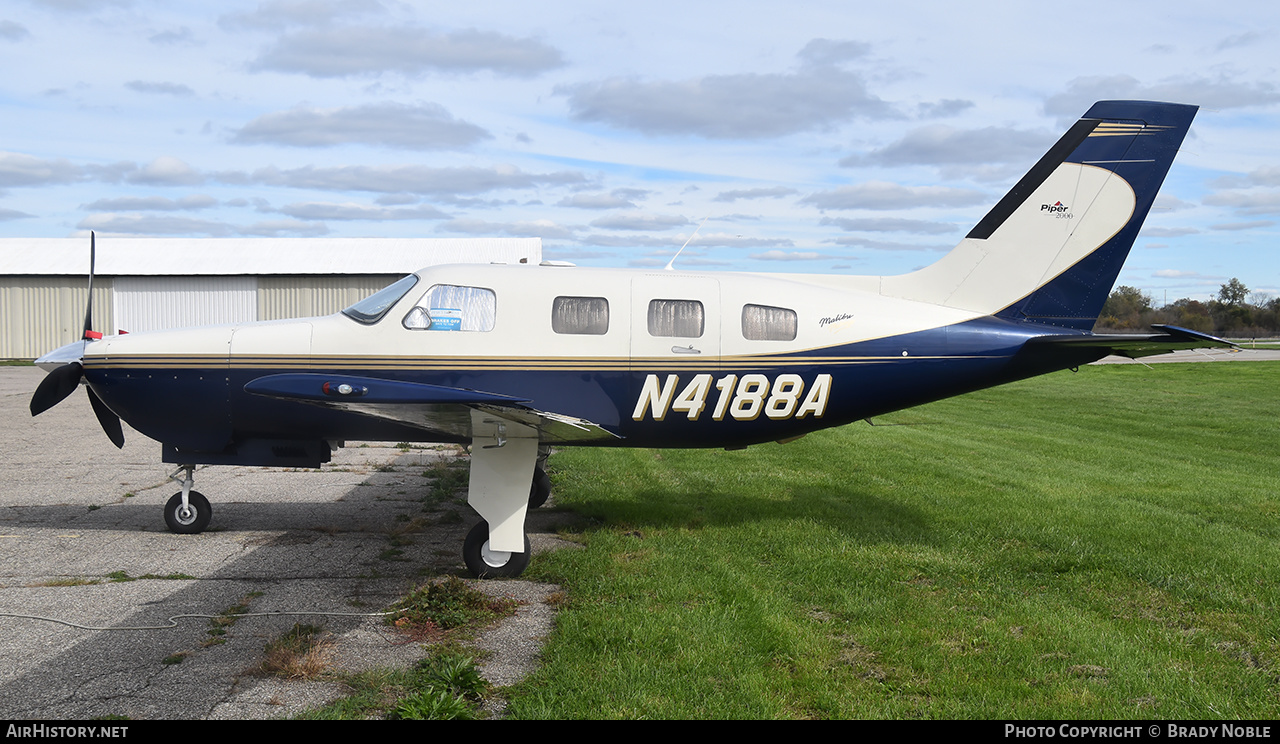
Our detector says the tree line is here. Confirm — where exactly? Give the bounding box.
[1096,279,1280,338]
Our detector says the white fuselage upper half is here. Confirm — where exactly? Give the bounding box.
[87,263,989,363]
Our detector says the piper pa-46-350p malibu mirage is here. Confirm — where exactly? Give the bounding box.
[31,100,1234,578]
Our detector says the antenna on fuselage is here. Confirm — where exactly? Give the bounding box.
[664,217,708,271]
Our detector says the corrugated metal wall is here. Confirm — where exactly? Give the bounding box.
[2,274,405,358]
[0,277,114,359]
[258,275,402,320]
[114,276,257,333]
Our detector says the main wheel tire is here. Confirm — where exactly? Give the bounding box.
[463,520,531,578]
[528,466,552,509]
[164,491,212,534]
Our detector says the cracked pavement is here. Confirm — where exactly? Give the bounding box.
[0,366,568,720]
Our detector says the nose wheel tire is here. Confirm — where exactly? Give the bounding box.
[463,520,530,578]
[164,491,212,534]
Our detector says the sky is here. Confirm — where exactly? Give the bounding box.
[0,0,1277,303]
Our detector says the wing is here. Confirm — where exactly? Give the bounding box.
[1025,324,1238,360]
[243,373,619,444]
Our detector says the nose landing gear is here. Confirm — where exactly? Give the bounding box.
[164,465,212,534]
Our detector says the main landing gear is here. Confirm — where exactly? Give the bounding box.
[462,413,552,579]
[164,465,212,534]
[463,458,551,578]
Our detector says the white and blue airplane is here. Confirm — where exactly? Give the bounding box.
[30,100,1232,578]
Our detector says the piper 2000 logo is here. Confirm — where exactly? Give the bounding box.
[1041,201,1073,219]
[633,373,832,422]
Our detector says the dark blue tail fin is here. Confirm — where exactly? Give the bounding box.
[992,101,1198,329]
[883,101,1197,330]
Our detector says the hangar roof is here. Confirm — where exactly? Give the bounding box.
[0,237,542,276]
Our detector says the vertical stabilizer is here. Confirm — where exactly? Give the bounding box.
[881,101,1197,330]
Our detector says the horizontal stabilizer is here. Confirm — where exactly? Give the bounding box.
[1025,324,1237,360]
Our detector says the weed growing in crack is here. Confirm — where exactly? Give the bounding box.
[387,576,517,636]
[256,623,332,679]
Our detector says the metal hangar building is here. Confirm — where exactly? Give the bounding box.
[0,237,542,359]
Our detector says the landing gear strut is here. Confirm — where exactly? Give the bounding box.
[164,465,212,534]
[463,413,539,578]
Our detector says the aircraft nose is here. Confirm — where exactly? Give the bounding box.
[35,340,88,372]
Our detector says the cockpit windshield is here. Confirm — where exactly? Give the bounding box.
[341,274,420,324]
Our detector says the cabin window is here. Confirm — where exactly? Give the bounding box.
[403,284,496,332]
[742,304,797,341]
[552,296,610,335]
[647,299,704,338]
[342,274,419,325]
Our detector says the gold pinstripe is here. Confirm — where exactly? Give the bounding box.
[82,351,1005,373]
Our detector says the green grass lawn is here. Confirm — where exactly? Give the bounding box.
[508,362,1280,719]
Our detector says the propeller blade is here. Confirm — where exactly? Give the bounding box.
[30,362,83,416]
[87,387,125,449]
[83,231,96,339]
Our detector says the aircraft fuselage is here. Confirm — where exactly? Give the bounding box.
[78,263,1100,467]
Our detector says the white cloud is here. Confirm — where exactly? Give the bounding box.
[29,0,131,13]
[0,20,30,41]
[218,0,388,31]
[794,38,871,67]
[830,236,950,252]
[439,218,576,240]
[275,201,449,221]
[556,192,638,210]
[559,41,895,139]
[81,195,217,211]
[1210,220,1275,231]
[0,151,83,187]
[77,213,235,236]
[750,250,831,261]
[148,26,196,46]
[916,99,974,119]
[841,125,1053,168]
[1140,226,1200,237]
[124,81,196,97]
[801,181,985,210]
[236,163,587,195]
[589,212,689,231]
[1045,75,1280,124]
[1215,31,1264,51]
[77,213,329,237]
[712,187,797,203]
[232,103,491,150]
[1203,190,1280,216]
[252,26,564,78]
[1153,194,1196,211]
[820,216,957,234]
[1212,165,1280,189]
[127,157,204,186]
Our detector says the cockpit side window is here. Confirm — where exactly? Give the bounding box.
[647,299,704,338]
[341,274,419,325]
[403,284,497,332]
